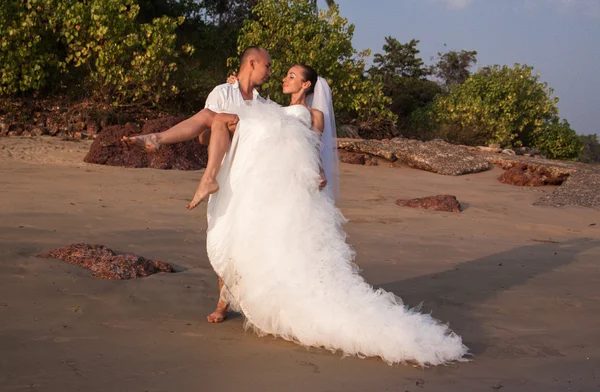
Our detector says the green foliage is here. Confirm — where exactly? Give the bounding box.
[0,0,60,95]
[233,0,394,125]
[431,49,477,89]
[371,37,429,83]
[578,134,600,164]
[433,64,560,147]
[532,119,582,160]
[1,0,190,105]
[368,37,439,138]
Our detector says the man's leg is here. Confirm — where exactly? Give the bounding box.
[186,113,239,210]
[207,277,228,323]
[122,109,217,151]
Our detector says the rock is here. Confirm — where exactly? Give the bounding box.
[30,127,48,136]
[72,131,83,140]
[37,243,174,280]
[498,163,569,186]
[84,116,208,170]
[396,195,462,213]
[535,169,600,207]
[501,149,516,155]
[338,138,490,176]
[21,130,32,138]
[364,157,378,166]
[339,151,366,165]
[478,146,502,153]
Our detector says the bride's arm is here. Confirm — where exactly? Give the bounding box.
[310,109,327,191]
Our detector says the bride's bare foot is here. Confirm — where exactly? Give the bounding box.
[207,302,228,323]
[186,179,219,210]
[121,134,160,152]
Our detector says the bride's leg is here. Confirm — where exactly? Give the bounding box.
[207,277,228,323]
[121,109,217,151]
[186,113,239,210]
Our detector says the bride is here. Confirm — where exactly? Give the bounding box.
[201,65,469,366]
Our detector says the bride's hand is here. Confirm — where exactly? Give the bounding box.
[226,72,238,84]
[318,169,327,191]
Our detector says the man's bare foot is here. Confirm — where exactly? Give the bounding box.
[186,179,219,210]
[207,303,228,323]
[121,134,160,152]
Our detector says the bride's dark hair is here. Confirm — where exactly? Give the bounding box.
[298,65,318,94]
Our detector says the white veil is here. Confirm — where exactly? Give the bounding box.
[306,76,339,201]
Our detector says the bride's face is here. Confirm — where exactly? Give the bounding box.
[282,66,309,95]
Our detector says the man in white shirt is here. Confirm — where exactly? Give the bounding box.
[122,47,271,150]
[122,47,272,323]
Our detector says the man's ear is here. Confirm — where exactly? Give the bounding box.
[249,59,256,70]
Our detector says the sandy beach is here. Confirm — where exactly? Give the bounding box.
[1,136,599,391]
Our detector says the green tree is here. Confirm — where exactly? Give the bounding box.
[432,49,478,89]
[0,0,61,95]
[533,119,582,160]
[368,37,439,138]
[0,0,191,105]
[578,133,600,164]
[371,37,429,84]
[233,0,393,126]
[433,64,561,148]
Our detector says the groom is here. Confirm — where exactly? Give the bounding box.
[123,47,272,322]
[201,46,272,323]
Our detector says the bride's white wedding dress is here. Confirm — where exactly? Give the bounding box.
[206,102,468,366]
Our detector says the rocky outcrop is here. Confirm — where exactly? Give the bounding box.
[84,116,208,170]
[396,195,462,213]
[535,170,600,207]
[337,138,490,176]
[498,163,569,186]
[37,243,174,280]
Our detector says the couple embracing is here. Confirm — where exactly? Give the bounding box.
[124,46,468,366]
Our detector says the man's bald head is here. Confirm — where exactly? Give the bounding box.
[239,47,269,68]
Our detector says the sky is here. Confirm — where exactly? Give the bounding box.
[323,0,600,135]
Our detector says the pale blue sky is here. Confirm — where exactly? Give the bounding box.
[324,0,600,135]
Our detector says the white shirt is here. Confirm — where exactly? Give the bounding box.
[204,80,264,113]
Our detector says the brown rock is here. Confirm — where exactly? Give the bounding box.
[339,150,366,165]
[84,116,208,170]
[498,163,568,186]
[30,127,48,136]
[37,243,174,280]
[396,195,462,213]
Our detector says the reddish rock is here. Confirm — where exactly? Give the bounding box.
[396,195,462,213]
[339,150,366,165]
[30,127,48,136]
[499,163,568,186]
[37,243,174,280]
[84,116,208,170]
